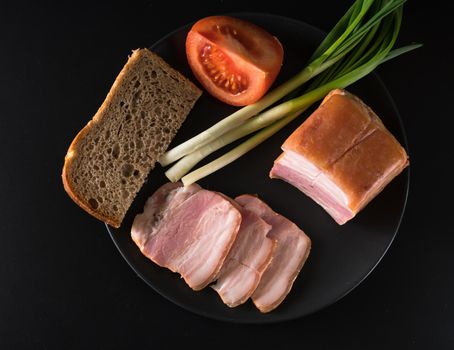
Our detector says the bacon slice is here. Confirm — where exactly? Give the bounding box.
[236,195,311,313]
[131,182,201,249]
[131,182,241,291]
[270,89,409,225]
[212,207,275,307]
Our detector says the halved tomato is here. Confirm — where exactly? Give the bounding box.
[186,16,284,106]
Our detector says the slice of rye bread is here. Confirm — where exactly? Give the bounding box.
[62,49,202,228]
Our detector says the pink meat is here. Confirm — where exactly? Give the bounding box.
[236,194,311,313]
[212,207,275,307]
[131,183,242,291]
[131,182,201,249]
[270,152,353,224]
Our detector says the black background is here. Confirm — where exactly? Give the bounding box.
[1,0,452,348]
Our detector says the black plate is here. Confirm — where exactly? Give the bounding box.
[106,13,409,323]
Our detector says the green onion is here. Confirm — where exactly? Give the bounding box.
[165,104,307,182]
[163,0,421,185]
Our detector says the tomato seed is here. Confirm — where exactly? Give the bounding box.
[200,44,248,94]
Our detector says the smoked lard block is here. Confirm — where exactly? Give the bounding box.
[270,89,409,225]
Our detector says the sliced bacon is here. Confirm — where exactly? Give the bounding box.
[132,183,313,312]
[131,182,201,249]
[236,194,311,313]
[131,183,241,291]
[212,207,275,307]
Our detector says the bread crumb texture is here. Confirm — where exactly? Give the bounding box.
[63,49,201,227]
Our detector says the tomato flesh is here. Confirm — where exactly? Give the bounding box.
[186,16,284,106]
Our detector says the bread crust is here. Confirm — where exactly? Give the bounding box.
[62,49,201,228]
[62,155,120,227]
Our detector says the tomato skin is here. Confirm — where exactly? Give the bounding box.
[186,16,284,106]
